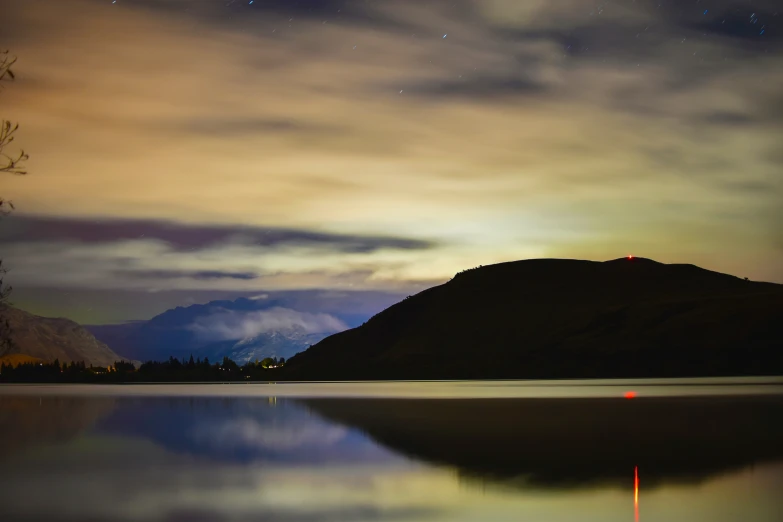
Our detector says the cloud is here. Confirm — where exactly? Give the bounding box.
[0,234,445,298]
[1,0,782,326]
[0,215,436,253]
[125,270,259,281]
[179,117,345,137]
[187,307,348,342]
[123,0,423,34]
[402,74,549,99]
[697,111,757,126]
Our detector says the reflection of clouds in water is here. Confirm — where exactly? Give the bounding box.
[5,445,782,522]
[89,397,402,466]
[3,394,782,521]
[192,417,348,451]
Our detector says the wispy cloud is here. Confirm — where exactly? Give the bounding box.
[187,307,348,342]
[179,117,346,137]
[125,269,259,281]
[0,215,436,253]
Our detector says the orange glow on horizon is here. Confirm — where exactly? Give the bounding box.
[624,391,637,399]
[628,254,634,260]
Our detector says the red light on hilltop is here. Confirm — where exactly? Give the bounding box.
[628,254,634,260]
[624,391,637,399]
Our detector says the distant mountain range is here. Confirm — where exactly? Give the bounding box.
[87,297,362,364]
[284,258,783,379]
[8,257,782,376]
[0,305,127,367]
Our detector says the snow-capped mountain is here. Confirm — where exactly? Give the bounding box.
[202,325,331,363]
[86,296,372,364]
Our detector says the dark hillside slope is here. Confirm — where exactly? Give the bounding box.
[0,306,128,367]
[284,258,783,379]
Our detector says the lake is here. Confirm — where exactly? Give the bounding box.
[1,378,782,522]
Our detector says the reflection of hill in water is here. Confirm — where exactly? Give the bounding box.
[302,397,783,489]
[0,396,116,457]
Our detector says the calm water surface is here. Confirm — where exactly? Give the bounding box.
[1,379,782,522]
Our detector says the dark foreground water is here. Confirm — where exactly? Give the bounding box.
[1,379,782,522]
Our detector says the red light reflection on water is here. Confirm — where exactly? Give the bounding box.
[634,466,639,522]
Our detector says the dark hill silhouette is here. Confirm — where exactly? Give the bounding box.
[284,258,783,379]
[0,305,128,367]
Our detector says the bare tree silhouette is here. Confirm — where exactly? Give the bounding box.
[0,51,28,181]
[0,50,28,350]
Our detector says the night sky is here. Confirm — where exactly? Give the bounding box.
[1,0,781,324]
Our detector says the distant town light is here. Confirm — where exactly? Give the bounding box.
[628,254,634,260]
